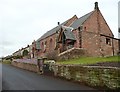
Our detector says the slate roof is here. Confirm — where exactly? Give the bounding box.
[71,11,94,29]
[61,26,76,41]
[37,20,68,42]
[37,11,94,42]
[64,28,76,41]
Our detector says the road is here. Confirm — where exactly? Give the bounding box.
[0,63,2,91]
[2,64,97,90]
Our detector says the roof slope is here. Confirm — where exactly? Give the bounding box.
[63,27,76,41]
[37,11,93,42]
[37,26,61,41]
[71,11,94,29]
[37,16,76,41]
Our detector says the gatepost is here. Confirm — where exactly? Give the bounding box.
[37,58,43,74]
[37,57,46,74]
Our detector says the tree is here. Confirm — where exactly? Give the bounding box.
[22,50,29,56]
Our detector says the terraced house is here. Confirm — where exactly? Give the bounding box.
[18,2,120,59]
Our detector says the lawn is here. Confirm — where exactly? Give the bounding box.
[56,56,120,65]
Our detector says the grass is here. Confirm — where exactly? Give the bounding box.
[2,60,11,64]
[56,56,120,65]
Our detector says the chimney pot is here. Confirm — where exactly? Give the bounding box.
[58,22,60,25]
[94,2,99,10]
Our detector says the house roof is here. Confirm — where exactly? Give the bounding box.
[62,26,76,41]
[64,29,76,41]
[37,17,71,42]
[37,11,94,42]
[71,11,94,29]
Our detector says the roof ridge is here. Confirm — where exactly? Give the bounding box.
[79,11,94,20]
[70,11,94,29]
[37,15,78,41]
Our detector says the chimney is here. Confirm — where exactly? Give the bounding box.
[94,2,99,10]
[58,22,60,25]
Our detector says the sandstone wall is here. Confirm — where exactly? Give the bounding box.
[11,61,120,90]
[58,48,88,60]
[51,64,120,90]
[12,61,38,72]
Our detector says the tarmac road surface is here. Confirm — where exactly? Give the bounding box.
[2,64,97,90]
[0,63,2,91]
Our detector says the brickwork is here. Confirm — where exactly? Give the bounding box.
[72,29,80,48]
[74,8,120,57]
[100,36,113,56]
[83,10,98,34]
[38,34,57,58]
[64,15,78,26]
[81,31,101,56]
[37,15,78,58]
[113,39,120,55]
[58,48,88,60]
[98,11,113,37]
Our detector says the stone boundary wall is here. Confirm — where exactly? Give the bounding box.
[51,64,120,89]
[12,59,37,65]
[58,48,88,60]
[11,61,120,90]
[12,61,38,72]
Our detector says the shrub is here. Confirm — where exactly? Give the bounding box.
[22,50,29,56]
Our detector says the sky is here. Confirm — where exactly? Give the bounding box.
[0,0,119,57]
[118,1,120,38]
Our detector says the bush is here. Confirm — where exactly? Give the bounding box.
[2,60,11,64]
[22,50,29,56]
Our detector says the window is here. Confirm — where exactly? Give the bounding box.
[49,38,53,50]
[44,41,47,52]
[84,27,86,31]
[45,41,47,47]
[41,42,44,52]
[106,38,111,45]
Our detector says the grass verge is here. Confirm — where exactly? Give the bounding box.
[56,56,120,65]
[2,60,11,64]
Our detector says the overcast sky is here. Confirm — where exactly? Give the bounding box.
[118,1,120,39]
[0,0,119,57]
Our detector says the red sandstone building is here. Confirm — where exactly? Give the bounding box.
[14,2,120,58]
[32,2,120,58]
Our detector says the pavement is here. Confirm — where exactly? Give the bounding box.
[2,64,97,90]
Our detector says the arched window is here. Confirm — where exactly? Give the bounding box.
[45,41,47,48]
[49,38,53,50]
[44,41,47,52]
[41,42,44,51]
[22,50,29,56]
